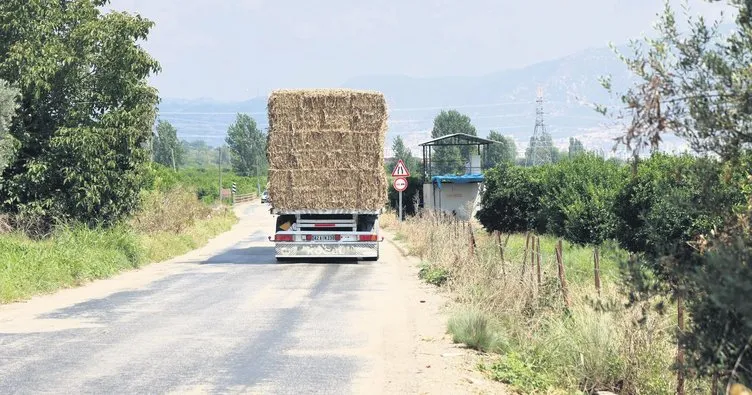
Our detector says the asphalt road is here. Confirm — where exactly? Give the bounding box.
[0,203,424,394]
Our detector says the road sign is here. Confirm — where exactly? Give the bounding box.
[391,159,411,178]
[394,176,408,222]
[393,177,408,192]
[231,183,237,194]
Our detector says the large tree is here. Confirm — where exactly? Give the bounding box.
[485,130,517,168]
[430,110,477,175]
[0,79,19,171]
[601,0,752,386]
[153,120,183,169]
[0,0,161,228]
[225,113,266,177]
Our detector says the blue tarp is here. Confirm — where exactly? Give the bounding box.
[431,174,484,189]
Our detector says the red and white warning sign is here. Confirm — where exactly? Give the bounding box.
[391,159,411,178]
[393,177,408,192]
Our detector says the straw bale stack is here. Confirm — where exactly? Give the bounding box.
[266,89,389,211]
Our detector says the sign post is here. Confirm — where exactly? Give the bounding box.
[391,159,411,222]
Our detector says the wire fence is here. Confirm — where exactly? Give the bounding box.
[389,209,705,393]
[399,209,629,306]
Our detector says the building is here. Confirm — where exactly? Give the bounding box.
[419,133,495,220]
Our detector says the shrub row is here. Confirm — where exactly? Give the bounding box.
[477,152,746,253]
[477,151,752,385]
[143,163,266,203]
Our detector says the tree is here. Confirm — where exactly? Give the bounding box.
[568,137,585,158]
[153,120,183,169]
[389,135,418,175]
[476,163,547,234]
[0,0,161,228]
[225,113,266,177]
[0,79,19,171]
[430,110,477,175]
[602,1,752,385]
[485,131,517,168]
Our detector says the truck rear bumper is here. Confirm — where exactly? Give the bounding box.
[274,242,379,259]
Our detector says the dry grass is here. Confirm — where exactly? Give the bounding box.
[0,213,11,234]
[382,209,703,394]
[130,188,213,234]
[265,89,388,211]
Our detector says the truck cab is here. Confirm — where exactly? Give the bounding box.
[270,209,383,262]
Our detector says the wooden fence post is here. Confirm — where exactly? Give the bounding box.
[536,236,542,287]
[594,246,602,297]
[677,294,686,395]
[556,240,571,308]
[495,231,506,276]
[468,222,476,256]
[521,232,530,280]
[530,235,536,285]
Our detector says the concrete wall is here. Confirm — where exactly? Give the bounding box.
[422,183,434,210]
[422,182,482,220]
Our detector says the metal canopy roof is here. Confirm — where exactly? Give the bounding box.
[419,133,497,147]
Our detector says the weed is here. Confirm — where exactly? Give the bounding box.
[447,307,509,353]
[0,187,237,304]
[418,263,449,286]
[482,352,555,394]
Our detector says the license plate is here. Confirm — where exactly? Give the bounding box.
[312,235,336,242]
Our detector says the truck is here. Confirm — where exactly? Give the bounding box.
[264,88,388,262]
[269,209,383,262]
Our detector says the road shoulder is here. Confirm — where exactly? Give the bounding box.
[382,229,509,395]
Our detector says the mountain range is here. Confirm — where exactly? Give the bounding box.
[156,43,686,158]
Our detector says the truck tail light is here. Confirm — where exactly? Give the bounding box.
[275,234,293,242]
[359,234,378,242]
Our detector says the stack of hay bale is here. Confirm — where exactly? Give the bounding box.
[266,89,389,211]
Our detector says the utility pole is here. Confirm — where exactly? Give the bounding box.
[171,148,176,171]
[218,147,223,204]
[255,156,261,196]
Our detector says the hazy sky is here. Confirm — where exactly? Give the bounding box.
[106,0,728,101]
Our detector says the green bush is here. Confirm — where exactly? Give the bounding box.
[540,154,628,246]
[476,163,547,234]
[481,352,554,393]
[142,163,266,203]
[614,153,743,257]
[475,151,749,387]
[418,262,449,286]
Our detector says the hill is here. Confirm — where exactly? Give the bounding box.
[156,44,683,157]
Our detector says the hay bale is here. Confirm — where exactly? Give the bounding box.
[266,89,388,211]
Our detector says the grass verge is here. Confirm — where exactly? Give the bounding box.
[381,209,709,395]
[0,187,237,304]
